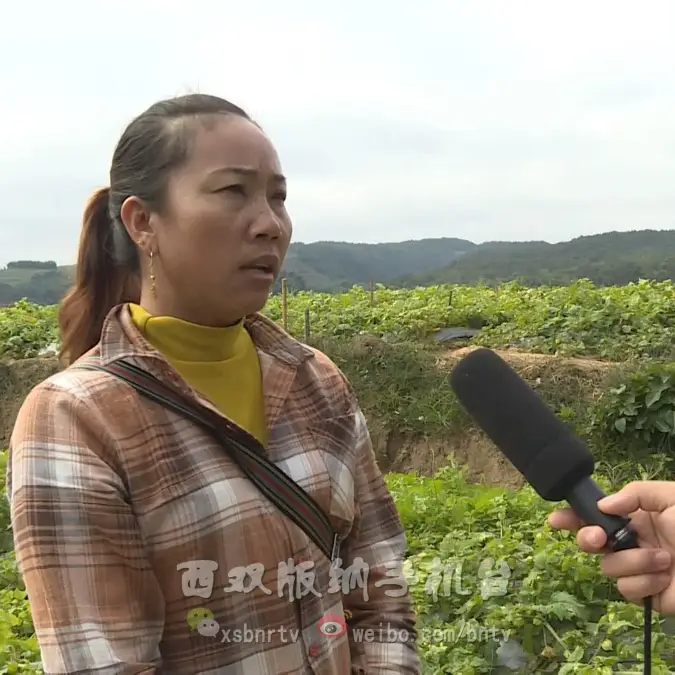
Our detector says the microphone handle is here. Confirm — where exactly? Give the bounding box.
[566,476,639,552]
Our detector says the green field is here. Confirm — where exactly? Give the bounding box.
[2,281,675,673]
[6,278,675,361]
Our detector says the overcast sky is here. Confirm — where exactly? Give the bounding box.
[2,0,675,265]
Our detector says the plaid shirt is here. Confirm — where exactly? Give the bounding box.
[8,304,420,674]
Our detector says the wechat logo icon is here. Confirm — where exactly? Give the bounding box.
[186,607,214,631]
[186,607,220,637]
[197,618,220,638]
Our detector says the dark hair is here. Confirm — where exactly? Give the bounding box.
[58,94,251,365]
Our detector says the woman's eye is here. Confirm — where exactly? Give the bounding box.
[220,184,245,195]
[272,190,287,202]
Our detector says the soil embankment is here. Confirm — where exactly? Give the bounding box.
[0,346,618,491]
[368,346,617,489]
[0,357,60,449]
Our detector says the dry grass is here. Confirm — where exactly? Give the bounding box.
[438,345,618,414]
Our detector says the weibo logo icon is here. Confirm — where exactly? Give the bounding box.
[317,612,348,638]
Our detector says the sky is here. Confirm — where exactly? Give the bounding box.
[2,0,675,265]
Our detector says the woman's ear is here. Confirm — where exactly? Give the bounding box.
[120,196,157,256]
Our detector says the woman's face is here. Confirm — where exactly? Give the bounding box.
[125,114,292,326]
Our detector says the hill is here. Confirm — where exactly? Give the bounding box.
[0,265,75,306]
[271,238,476,292]
[399,229,675,287]
[0,238,474,305]
[6,228,675,305]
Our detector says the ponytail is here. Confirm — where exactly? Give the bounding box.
[58,188,139,366]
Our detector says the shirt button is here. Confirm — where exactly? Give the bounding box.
[308,643,321,658]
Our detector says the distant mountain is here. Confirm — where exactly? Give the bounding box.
[396,230,675,287]
[0,265,75,306]
[272,238,476,292]
[5,229,675,306]
[0,238,475,305]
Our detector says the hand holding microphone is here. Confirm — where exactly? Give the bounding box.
[449,347,675,673]
[549,483,675,615]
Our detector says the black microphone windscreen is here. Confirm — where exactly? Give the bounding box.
[449,348,595,501]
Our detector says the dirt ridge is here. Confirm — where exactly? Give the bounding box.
[0,348,618,491]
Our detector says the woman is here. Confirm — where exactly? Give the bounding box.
[7,94,420,674]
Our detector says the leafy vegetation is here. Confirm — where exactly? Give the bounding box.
[3,277,675,671]
[0,452,42,673]
[390,466,675,673]
[9,277,675,362]
[5,283,675,469]
[0,302,58,360]
[266,278,675,362]
[0,454,671,673]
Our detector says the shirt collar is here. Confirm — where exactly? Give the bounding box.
[95,303,315,369]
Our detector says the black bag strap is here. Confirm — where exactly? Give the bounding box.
[76,359,340,563]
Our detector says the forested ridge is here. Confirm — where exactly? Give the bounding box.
[3,228,675,305]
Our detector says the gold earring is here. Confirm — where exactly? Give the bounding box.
[149,251,157,298]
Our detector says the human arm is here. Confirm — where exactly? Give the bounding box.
[339,407,421,675]
[7,378,165,674]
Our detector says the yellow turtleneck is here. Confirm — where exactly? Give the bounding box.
[128,303,268,448]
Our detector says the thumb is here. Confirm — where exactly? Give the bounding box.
[599,481,675,515]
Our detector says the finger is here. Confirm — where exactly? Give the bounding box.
[548,512,612,554]
[616,573,672,604]
[576,526,608,553]
[600,548,672,578]
[599,481,675,515]
[548,508,583,531]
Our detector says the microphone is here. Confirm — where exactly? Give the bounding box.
[448,347,638,552]
[449,347,652,674]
